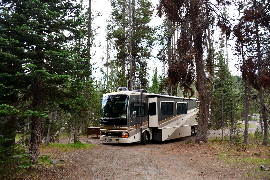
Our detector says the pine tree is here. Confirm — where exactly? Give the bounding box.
[211,51,240,141]
[234,0,270,145]
[0,0,89,163]
[150,68,160,93]
[107,0,156,90]
[158,0,213,142]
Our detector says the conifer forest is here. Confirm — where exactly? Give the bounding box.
[0,0,269,179]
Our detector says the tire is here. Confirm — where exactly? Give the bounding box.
[191,126,196,136]
[141,131,147,145]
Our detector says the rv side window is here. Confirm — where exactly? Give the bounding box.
[130,103,145,117]
[149,102,156,116]
[161,102,173,115]
[177,103,187,114]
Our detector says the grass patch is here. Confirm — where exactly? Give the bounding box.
[238,124,258,129]
[242,157,270,164]
[38,155,52,165]
[208,135,270,179]
[41,142,97,152]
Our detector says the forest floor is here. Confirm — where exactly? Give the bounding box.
[25,122,270,179]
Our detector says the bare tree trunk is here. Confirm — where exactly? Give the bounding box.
[45,109,57,145]
[68,129,72,144]
[243,81,250,143]
[221,90,224,140]
[128,0,136,90]
[45,116,51,146]
[191,1,210,143]
[259,87,268,145]
[29,116,41,164]
[194,31,209,143]
[73,115,79,143]
[166,19,173,95]
[29,80,42,164]
[88,0,91,55]
[254,4,268,145]
[195,60,210,142]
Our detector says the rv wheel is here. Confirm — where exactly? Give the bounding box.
[141,131,148,145]
[191,126,196,136]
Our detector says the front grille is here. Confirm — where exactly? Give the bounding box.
[101,132,122,137]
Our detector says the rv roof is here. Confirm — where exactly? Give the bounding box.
[105,91,196,100]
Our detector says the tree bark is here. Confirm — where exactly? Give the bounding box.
[88,0,91,56]
[243,81,250,143]
[29,79,42,164]
[45,117,51,146]
[73,115,79,143]
[254,4,268,145]
[191,1,210,143]
[195,59,210,142]
[29,116,41,164]
[194,31,210,143]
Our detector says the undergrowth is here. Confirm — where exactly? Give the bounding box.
[0,144,33,180]
[209,133,270,179]
[0,142,97,180]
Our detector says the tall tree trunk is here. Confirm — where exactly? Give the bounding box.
[241,41,250,144]
[221,90,224,140]
[45,116,51,146]
[73,115,79,143]
[191,1,210,143]
[243,80,250,143]
[166,19,173,95]
[128,0,135,90]
[45,109,56,145]
[29,116,41,164]
[259,87,268,145]
[194,31,210,142]
[29,79,42,164]
[254,3,268,145]
[88,0,91,56]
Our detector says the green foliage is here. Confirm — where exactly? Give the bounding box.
[0,104,20,116]
[158,76,169,93]
[0,143,33,180]
[234,0,269,145]
[23,110,49,118]
[249,128,270,144]
[106,0,156,90]
[149,68,160,93]
[38,155,52,165]
[210,50,241,131]
[0,0,95,163]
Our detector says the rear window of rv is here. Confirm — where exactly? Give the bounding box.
[177,103,187,114]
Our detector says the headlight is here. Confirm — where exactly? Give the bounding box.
[122,132,129,138]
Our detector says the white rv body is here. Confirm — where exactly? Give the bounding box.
[100,89,198,144]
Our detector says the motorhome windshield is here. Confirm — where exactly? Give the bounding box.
[101,95,129,118]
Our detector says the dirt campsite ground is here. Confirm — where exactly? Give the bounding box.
[32,123,269,180]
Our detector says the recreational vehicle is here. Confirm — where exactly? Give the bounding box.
[100,87,198,144]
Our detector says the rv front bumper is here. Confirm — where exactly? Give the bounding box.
[100,135,131,143]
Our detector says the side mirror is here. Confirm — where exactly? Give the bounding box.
[131,111,136,118]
